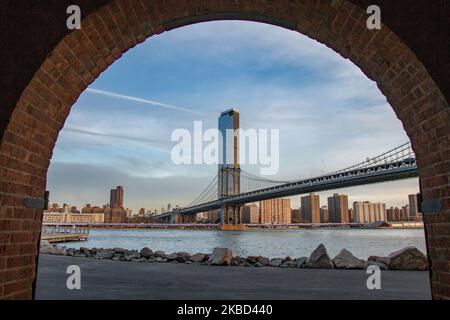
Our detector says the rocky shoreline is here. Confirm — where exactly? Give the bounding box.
[39,241,429,271]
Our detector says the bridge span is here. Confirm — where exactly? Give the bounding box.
[155,142,418,223]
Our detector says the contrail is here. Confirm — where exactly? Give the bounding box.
[64,127,171,153]
[86,88,205,115]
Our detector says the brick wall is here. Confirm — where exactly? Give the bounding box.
[0,0,449,299]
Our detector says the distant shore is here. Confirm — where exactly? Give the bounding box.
[43,221,424,230]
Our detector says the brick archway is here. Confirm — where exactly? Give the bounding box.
[0,0,449,299]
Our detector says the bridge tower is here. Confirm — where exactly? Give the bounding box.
[218,109,245,231]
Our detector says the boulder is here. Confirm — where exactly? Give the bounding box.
[176,252,191,263]
[305,244,333,269]
[284,256,293,262]
[280,261,296,268]
[368,256,389,266]
[153,250,166,258]
[367,261,388,270]
[40,240,51,248]
[124,252,140,261]
[95,250,114,260]
[167,252,178,261]
[113,247,127,254]
[257,256,270,266]
[332,249,366,269]
[231,257,240,266]
[131,258,146,262]
[208,247,233,266]
[139,247,153,259]
[388,247,428,271]
[39,243,54,254]
[269,258,283,267]
[80,247,90,254]
[246,256,259,264]
[189,253,206,263]
[295,257,307,268]
[73,251,86,258]
[51,246,67,256]
[254,262,264,267]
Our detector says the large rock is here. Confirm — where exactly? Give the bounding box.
[189,253,206,263]
[39,241,54,254]
[140,247,153,259]
[269,258,283,267]
[280,261,297,268]
[95,250,114,260]
[332,249,365,269]
[40,240,51,248]
[113,247,128,254]
[257,256,270,266]
[153,250,166,258]
[124,252,140,261]
[208,247,233,266]
[367,261,388,270]
[388,247,428,271]
[368,256,389,266]
[295,257,307,268]
[79,247,89,253]
[305,244,333,269]
[246,256,259,264]
[167,252,178,261]
[176,252,191,263]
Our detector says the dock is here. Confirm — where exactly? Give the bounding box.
[41,226,89,243]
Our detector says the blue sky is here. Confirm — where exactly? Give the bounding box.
[47,21,418,213]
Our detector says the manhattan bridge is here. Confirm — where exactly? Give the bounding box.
[155,109,418,230]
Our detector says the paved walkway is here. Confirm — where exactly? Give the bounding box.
[36,255,431,300]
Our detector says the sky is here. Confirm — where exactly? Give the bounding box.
[47,21,419,213]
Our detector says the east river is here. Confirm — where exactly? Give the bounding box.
[61,228,427,259]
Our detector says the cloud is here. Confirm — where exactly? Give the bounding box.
[64,127,170,152]
[86,88,206,115]
[47,161,213,213]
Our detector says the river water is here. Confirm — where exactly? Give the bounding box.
[60,228,427,259]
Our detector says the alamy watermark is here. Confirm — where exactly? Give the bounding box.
[367,5,381,30]
[366,265,381,290]
[171,121,280,176]
[66,5,81,30]
[66,265,81,290]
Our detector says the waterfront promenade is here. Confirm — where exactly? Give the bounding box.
[36,255,431,300]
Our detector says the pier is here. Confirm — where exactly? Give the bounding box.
[41,226,89,243]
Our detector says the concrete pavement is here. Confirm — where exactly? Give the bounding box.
[35,254,432,300]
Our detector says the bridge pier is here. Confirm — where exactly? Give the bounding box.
[221,205,246,231]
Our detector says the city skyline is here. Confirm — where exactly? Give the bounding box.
[46,21,419,213]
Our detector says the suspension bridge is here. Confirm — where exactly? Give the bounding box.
[155,142,418,227]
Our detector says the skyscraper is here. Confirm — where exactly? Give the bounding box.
[110,186,124,208]
[218,109,241,225]
[218,109,240,198]
[327,193,349,223]
[301,193,320,224]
